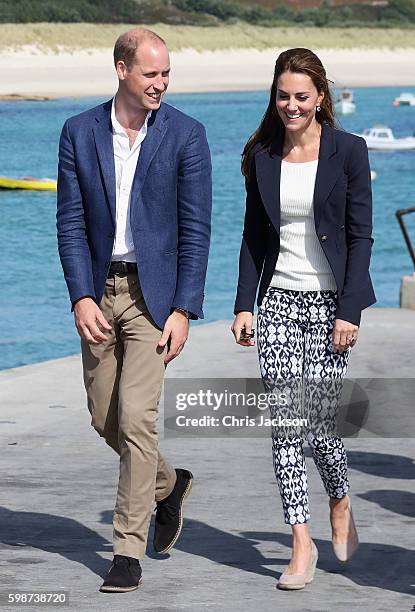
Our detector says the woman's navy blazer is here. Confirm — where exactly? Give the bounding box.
[234,124,376,326]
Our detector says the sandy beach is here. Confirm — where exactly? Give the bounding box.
[0,46,414,98]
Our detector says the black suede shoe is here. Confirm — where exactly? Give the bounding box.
[99,555,142,593]
[153,468,193,554]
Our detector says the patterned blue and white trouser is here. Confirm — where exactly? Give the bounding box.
[257,287,352,525]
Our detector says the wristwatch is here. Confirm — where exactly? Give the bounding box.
[174,307,190,319]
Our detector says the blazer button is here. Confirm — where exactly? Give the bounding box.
[320,235,327,241]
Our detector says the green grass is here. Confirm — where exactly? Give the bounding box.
[0,22,414,52]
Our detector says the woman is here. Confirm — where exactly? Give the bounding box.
[231,48,376,590]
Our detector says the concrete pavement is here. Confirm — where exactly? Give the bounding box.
[0,307,414,611]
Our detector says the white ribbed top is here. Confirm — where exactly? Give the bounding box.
[271,160,337,291]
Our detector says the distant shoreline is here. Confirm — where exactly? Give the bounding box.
[1,23,414,96]
[1,23,415,52]
[0,46,414,97]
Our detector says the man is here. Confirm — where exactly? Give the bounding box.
[56,28,212,593]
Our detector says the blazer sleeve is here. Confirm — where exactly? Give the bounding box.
[56,120,96,310]
[234,152,268,314]
[335,137,374,326]
[171,122,212,320]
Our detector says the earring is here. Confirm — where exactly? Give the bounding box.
[316,105,321,112]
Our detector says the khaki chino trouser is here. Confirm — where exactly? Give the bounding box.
[81,271,176,559]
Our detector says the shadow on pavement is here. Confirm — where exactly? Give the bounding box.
[1,464,414,599]
[0,508,281,582]
[358,489,415,518]
[346,450,415,479]
[240,531,415,597]
[0,506,111,578]
[147,516,281,578]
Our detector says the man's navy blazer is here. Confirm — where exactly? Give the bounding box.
[234,124,376,326]
[57,99,212,329]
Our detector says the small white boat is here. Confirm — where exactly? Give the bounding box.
[371,170,377,180]
[393,92,415,107]
[354,125,415,151]
[335,89,356,115]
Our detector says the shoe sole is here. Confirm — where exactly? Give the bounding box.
[277,582,307,590]
[156,474,193,555]
[276,575,315,590]
[99,577,143,593]
[276,542,318,591]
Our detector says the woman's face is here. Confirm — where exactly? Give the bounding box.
[275,71,324,133]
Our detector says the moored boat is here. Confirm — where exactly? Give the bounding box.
[393,92,415,107]
[335,89,356,115]
[0,176,57,191]
[354,125,415,151]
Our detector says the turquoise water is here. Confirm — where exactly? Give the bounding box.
[0,87,414,369]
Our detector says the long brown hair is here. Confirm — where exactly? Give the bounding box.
[241,48,337,177]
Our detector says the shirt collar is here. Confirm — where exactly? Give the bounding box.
[111,96,152,138]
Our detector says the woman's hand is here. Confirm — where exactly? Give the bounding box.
[231,311,255,346]
[332,318,359,353]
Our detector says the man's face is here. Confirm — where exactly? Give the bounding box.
[117,41,170,110]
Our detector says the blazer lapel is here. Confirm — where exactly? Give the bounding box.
[313,124,343,230]
[255,144,282,234]
[255,125,344,235]
[92,100,116,227]
[130,104,169,203]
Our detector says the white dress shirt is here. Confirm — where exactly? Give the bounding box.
[271,160,337,291]
[111,97,151,262]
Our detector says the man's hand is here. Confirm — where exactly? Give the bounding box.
[231,311,255,347]
[158,310,189,364]
[332,318,359,353]
[74,297,112,345]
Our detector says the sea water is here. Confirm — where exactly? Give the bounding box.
[0,87,414,369]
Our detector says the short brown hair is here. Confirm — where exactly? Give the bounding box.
[113,28,166,69]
